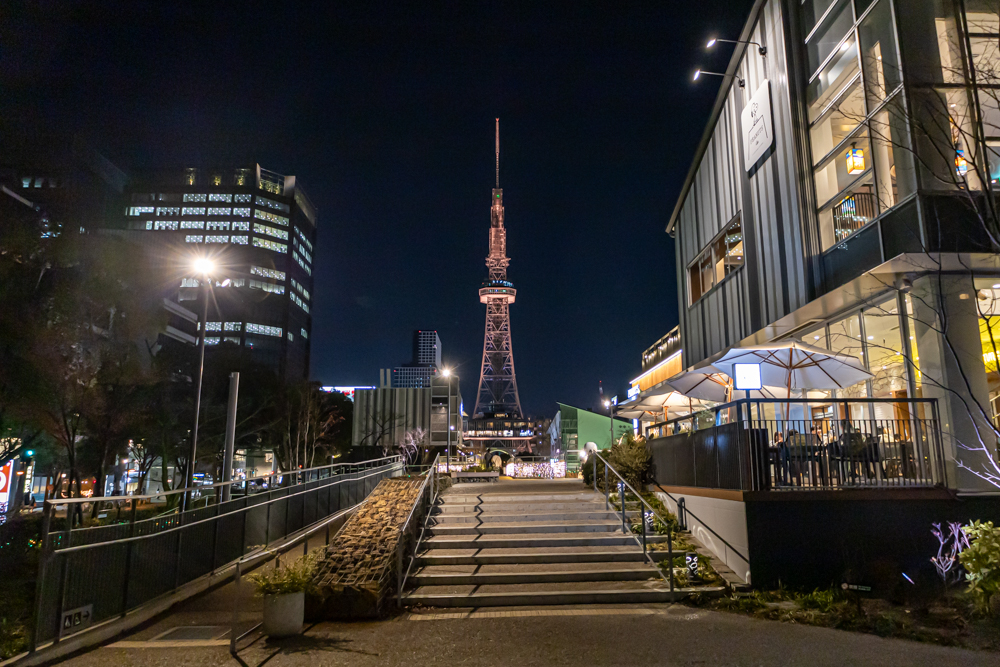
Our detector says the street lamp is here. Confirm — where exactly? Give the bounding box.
[184,256,215,511]
[693,69,745,88]
[706,36,767,56]
[442,368,454,474]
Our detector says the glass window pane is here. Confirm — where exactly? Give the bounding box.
[986,141,1000,185]
[980,89,1000,139]
[806,0,855,74]
[966,1,1000,33]
[896,1,964,85]
[863,298,908,402]
[810,79,866,165]
[813,126,871,205]
[859,0,902,108]
[723,216,744,277]
[807,36,861,123]
[819,175,876,249]
[828,313,869,399]
[970,35,1000,86]
[802,0,841,37]
[870,98,916,210]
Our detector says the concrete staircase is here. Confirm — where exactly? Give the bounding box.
[402,482,677,608]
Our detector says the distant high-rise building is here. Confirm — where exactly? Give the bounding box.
[389,329,442,388]
[114,164,318,381]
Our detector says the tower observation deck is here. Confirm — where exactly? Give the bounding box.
[474,119,523,419]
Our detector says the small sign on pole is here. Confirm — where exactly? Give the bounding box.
[733,363,762,390]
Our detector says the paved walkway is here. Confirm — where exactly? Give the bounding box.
[53,478,1000,666]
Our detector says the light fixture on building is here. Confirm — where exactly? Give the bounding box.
[693,69,745,88]
[956,149,968,176]
[846,143,865,174]
[706,36,766,56]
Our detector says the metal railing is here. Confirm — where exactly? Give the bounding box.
[30,456,403,650]
[591,452,675,593]
[645,398,946,491]
[395,454,441,606]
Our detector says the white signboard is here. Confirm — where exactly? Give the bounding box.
[741,79,774,171]
[733,363,762,390]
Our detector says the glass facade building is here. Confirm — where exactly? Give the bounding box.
[668,0,1000,491]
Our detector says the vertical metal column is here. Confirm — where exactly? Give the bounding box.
[222,372,240,503]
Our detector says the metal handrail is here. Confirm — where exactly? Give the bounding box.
[396,454,441,606]
[653,484,750,565]
[49,455,403,506]
[592,452,674,593]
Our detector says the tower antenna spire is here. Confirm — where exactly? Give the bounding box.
[495,118,500,189]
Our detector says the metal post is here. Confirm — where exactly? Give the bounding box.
[121,498,138,616]
[620,482,626,534]
[641,503,647,555]
[603,462,609,509]
[222,372,240,503]
[667,527,675,593]
[183,279,210,513]
[30,502,54,652]
[230,560,241,657]
[446,376,452,474]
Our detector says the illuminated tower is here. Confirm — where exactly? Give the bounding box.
[474,119,523,419]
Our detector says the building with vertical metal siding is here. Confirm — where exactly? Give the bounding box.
[667,0,1000,492]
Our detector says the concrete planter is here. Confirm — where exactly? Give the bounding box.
[263,591,304,638]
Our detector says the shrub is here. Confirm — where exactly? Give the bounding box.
[958,520,1000,614]
[247,550,321,597]
[580,453,606,489]
[606,433,653,490]
[797,588,839,613]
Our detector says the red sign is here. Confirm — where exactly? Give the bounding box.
[0,460,12,501]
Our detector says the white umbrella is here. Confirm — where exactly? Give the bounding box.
[711,341,872,393]
[666,366,784,402]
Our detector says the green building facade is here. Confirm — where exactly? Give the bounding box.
[557,403,633,473]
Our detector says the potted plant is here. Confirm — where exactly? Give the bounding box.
[247,551,318,638]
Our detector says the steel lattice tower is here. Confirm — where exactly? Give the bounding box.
[474,119,523,419]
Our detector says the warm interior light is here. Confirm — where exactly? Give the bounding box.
[193,257,215,275]
[846,143,865,174]
[706,38,717,48]
[956,149,968,176]
[693,69,701,81]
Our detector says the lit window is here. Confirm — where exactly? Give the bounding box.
[301,328,308,339]
[231,278,246,287]
[200,322,222,331]
[253,237,288,253]
[21,177,31,188]
[207,221,230,231]
[145,221,153,230]
[156,206,180,216]
[687,214,743,305]
[288,332,294,341]
[181,278,200,287]
[224,322,242,331]
[128,206,154,216]
[208,194,232,202]
[224,337,241,345]
[207,207,231,216]
[294,227,313,252]
[253,222,289,240]
[259,178,283,195]
[232,221,249,231]
[254,209,289,226]
[233,207,251,217]
[204,337,221,345]
[181,207,206,216]
[185,235,204,243]
[246,323,282,337]
[255,195,291,213]
[234,194,252,203]
[294,251,312,275]
[154,220,179,231]
[34,178,43,188]
[180,220,205,229]
[183,194,207,202]
[231,235,249,245]
[205,235,229,243]
[251,266,286,280]
[249,279,286,294]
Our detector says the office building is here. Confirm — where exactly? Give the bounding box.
[116,164,317,381]
[352,375,463,456]
[388,330,442,388]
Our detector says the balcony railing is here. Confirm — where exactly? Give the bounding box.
[645,398,946,491]
[832,189,877,241]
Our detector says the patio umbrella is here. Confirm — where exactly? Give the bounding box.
[666,366,784,402]
[710,341,872,392]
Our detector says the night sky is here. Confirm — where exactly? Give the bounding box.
[3,1,753,417]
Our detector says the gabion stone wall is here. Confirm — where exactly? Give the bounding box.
[310,476,422,619]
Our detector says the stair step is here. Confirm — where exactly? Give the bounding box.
[428,522,623,536]
[423,534,644,549]
[409,568,659,586]
[434,502,610,514]
[432,511,618,524]
[403,587,679,607]
[414,550,650,566]
[439,493,600,504]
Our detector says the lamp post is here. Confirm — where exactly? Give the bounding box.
[604,399,614,449]
[442,368,454,474]
[184,256,214,512]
